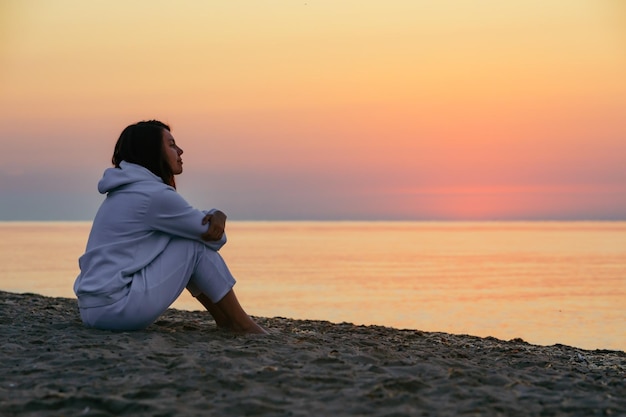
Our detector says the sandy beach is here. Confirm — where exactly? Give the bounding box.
[1,291,624,416]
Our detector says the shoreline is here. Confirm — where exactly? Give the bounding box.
[1,291,624,416]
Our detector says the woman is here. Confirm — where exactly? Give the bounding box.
[74,120,267,334]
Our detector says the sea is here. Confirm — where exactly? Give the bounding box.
[1,221,624,352]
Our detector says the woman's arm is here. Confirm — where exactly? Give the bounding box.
[145,188,227,250]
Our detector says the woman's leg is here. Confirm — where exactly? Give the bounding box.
[81,238,266,333]
[195,293,230,328]
[188,244,267,334]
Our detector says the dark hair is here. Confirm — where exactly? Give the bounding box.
[112,120,176,188]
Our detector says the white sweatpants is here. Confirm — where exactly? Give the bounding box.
[79,238,236,330]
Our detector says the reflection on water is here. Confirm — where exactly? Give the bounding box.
[1,221,625,351]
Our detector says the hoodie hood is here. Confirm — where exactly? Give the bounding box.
[97,161,163,194]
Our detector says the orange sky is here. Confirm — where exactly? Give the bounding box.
[1,1,625,220]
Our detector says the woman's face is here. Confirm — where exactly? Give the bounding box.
[162,129,184,175]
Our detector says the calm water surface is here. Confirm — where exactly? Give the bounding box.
[1,221,624,351]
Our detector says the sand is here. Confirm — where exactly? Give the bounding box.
[0,291,624,416]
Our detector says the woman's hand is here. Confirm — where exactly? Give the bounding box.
[201,210,227,241]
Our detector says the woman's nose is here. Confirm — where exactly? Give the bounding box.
[177,146,184,155]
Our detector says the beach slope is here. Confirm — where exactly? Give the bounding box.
[1,291,624,416]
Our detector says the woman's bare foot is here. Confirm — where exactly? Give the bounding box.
[199,290,269,334]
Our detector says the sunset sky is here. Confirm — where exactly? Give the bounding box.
[1,0,625,220]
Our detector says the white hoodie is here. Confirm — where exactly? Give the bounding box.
[74,161,225,308]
